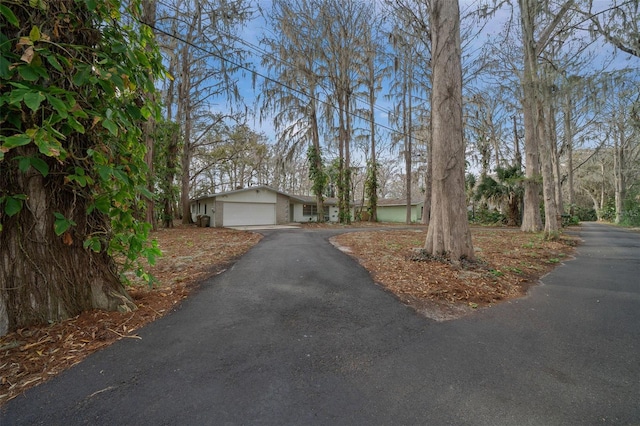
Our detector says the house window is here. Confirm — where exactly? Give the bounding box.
[303,204,318,216]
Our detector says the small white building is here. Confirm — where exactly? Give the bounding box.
[190,186,341,227]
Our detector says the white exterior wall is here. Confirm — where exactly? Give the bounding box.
[292,204,340,222]
[190,189,277,224]
[292,204,310,222]
[223,202,276,226]
[191,198,216,223]
[327,206,339,222]
[218,189,277,203]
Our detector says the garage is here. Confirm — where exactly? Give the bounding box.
[222,202,276,227]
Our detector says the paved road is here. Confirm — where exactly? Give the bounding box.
[1,222,639,425]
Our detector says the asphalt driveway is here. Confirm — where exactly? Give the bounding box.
[1,222,639,425]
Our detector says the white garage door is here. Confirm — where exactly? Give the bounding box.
[223,202,276,226]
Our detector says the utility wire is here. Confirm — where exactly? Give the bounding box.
[134,12,430,146]
[208,22,405,122]
[153,0,419,125]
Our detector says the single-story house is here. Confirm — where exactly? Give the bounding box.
[190,186,342,227]
[375,198,424,223]
[288,194,341,223]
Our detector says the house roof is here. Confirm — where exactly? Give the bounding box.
[191,186,339,205]
[288,194,339,206]
[192,187,425,209]
[191,185,286,202]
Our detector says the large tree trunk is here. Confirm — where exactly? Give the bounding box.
[507,194,520,226]
[344,91,353,224]
[519,0,544,232]
[0,3,138,336]
[310,102,325,222]
[177,15,197,225]
[424,0,475,262]
[1,148,135,336]
[161,53,178,228]
[547,97,564,217]
[586,191,602,221]
[337,98,347,223]
[538,114,560,236]
[164,123,179,228]
[518,0,575,232]
[564,93,575,216]
[537,88,560,237]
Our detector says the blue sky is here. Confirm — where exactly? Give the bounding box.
[219,0,639,158]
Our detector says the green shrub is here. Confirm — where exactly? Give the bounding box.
[599,199,616,222]
[469,207,506,225]
[619,199,640,227]
[573,205,597,221]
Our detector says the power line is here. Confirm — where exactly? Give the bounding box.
[205,17,405,122]
[154,0,419,125]
[133,8,430,147]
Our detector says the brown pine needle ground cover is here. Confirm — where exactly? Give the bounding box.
[0,226,261,405]
[332,227,578,321]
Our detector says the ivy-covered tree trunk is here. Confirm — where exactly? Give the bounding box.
[307,140,326,223]
[160,55,179,229]
[1,154,135,334]
[366,160,378,222]
[0,1,160,335]
[142,0,158,231]
[163,124,180,228]
[310,101,326,222]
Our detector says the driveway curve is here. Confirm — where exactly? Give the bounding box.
[1,222,639,425]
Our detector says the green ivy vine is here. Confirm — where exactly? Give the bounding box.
[0,0,164,282]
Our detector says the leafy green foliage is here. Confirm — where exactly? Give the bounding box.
[307,143,327,201]
[365,160,379,220]
[620,197,640,227]
[152,120,181,226]
[469,207,506,225]
[471,166,524,226]
[606,193,640,227]
[0,194,26,217]
[53,212,77,236]
[0,0,165,283]
[0,5,19,28]
[599,199,617,222]
[572,205,597,222]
